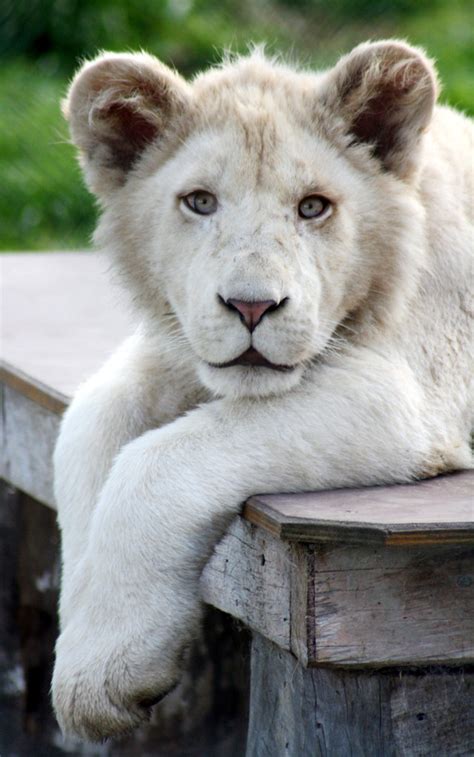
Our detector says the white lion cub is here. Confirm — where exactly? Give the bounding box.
[52,41,473,741]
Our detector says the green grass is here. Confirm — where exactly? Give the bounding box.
[1,0,472,251]
[0,62,95,250]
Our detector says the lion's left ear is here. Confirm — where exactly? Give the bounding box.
[321,41,438,178]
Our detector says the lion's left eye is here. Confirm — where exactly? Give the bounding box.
[183,191,218,215]
[298,195,331,219]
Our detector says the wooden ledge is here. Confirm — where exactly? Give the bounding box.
[0,360,68,415]
[244,471,474,546]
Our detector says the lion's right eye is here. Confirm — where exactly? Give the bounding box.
[182,191,218,215]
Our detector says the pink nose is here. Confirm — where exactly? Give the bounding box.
[225,298,278,332]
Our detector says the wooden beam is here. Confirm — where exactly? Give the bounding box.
[202,518,474,667]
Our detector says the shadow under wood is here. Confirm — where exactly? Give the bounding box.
[0,481,250,756]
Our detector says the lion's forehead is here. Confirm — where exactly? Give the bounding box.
[190,58,334,148]
[159,112,355,205]
[140,63,359,198]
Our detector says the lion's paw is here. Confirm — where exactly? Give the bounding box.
[52,622,181,741]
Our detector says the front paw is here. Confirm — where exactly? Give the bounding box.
[52,621,182,741]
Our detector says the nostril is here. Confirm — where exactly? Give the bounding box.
[218,295,289,332]
[268,296,289,312]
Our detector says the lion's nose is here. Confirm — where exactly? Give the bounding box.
[221,297,287,332]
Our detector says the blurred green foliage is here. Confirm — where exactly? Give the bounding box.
[1,0,472,250]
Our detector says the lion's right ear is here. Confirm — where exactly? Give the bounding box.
[63,52,191,195]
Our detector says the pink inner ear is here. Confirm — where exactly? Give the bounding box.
[351,83,401,161]
[350,61,427,165]
[106,101,158,149]
[98,101,160,172]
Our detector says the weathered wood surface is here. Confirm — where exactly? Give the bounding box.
[0,252,133,404]
[0,383,60,508]
[201,519,292,651]
[292,540,474,668]
[202,518,474,667]
[246,634,474,757]
[245,470,474,546]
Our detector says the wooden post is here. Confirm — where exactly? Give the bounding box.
[201,476,474,756]
[247,633,473,757]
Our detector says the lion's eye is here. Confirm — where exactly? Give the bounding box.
[183,190,218,215]
[298,195,330,219]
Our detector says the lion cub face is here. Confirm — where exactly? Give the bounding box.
[65,42,436,398]
[133,117,369,398]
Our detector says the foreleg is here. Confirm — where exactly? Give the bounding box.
[53,353,431,740]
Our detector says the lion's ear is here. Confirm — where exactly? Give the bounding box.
[63,52,191,195]
[322,41,438,178]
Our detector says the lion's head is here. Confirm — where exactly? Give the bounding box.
[65,41,437,398]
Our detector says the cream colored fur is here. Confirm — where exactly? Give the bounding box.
[53,41,473,741]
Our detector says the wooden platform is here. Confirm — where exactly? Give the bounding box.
[1,252,473,756]
[1,251,132,411]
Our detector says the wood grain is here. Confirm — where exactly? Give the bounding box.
[201,518,292,650]
[0,384,60,509]
[203,518,474,667]
[0,361,68,415]
[247,633,474,757]
[302,542,474,667]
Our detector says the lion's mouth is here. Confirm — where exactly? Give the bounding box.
[208,347,295,372]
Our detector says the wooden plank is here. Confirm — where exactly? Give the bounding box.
[244,470,474,546]
[247,633,474,757]
[0,384,60,509]
[202,518,474,667]
[201,518,292,651]
[302,543,474,667]
[0,251,132,403]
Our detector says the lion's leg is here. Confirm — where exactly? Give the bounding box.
[52,352,433,741]
[54,327,202,628]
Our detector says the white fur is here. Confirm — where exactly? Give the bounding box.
[53,41,473,741]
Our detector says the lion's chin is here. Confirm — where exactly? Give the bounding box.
[197,360,305,399]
